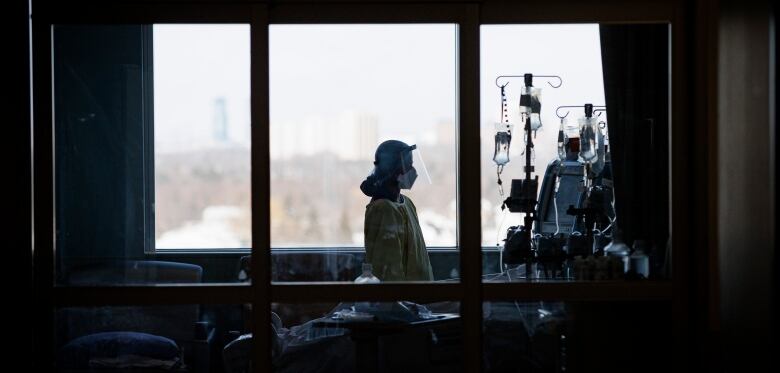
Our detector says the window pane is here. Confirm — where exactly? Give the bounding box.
[154,25,251,249]
[53,25,250,285]
[480,24,671,282]
[55,304,248,372]
[270,25,459,282]
[272,301,461,372]
[483,301,672,372]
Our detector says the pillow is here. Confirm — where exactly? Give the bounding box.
[60,331,180,369]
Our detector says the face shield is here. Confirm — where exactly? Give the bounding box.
[398,144,432,189]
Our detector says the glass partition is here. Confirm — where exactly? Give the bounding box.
[269,24,459,282]
[53,24,251,285]
[483,300,673,372]
[480,24,671,282]
[153,25,251,250]
[55,304,248,372]
[271,301,461,372]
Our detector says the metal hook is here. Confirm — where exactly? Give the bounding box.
[495,76,512,88]
[494,74,563,88]
[555,104,606,120]
[555,105,581,120]
[532,75,563,88]
[594,109,608,129]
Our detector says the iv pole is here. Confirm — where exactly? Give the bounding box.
[555,103,607,252]
[495,74,563,88]
[555,104,607,120]
[554,103,607,189]
[494,73,563,280]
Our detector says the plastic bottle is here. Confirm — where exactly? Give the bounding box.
[354,264,380,311]
[604,230,630,278]
[354,263,380,284]
[628,240,650,279]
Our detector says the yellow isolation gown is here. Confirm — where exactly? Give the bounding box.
[363,194,434,281]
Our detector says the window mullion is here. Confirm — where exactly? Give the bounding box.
[458,5,483,373]
[32,14,55,372]
[250,4,272,373]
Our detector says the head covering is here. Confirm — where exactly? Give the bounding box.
[360,140,414,200]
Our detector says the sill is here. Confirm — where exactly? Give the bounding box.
[153,248,251,255]
[153,246,467,255]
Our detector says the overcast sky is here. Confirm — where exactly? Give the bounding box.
[152,23,606,246]
[153,24,603,155]
[480,24,605,188]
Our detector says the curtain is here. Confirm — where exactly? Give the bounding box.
[599,24,670,255]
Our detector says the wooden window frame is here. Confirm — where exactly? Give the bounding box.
[32,1,692,372]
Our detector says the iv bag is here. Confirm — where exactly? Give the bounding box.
[591,132,606,175]
[493,122,514,166]
[590,119,609,175]
[519,87,543,130]
[528,113,542,131]
[597,120,607,161]
[563,117,580,138]
[557,118,568,161]
[578,117,599,164]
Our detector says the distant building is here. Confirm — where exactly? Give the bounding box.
[337,111,379,161]
[270,110,379,161]
[213,97,229,143]
[436,119,455,146]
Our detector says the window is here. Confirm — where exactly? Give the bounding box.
[52,24,251,284]
[153,25,251,250]
[269,24,460,282]
[269,24,458,248]
[480,24,606,247]
[480,24,671,282]
[36,2,685,372]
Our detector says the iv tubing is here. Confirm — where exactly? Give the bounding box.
[496,208,509,273]
[553,194,560,236]
[601,181,618,234]
[553,176,561,236]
